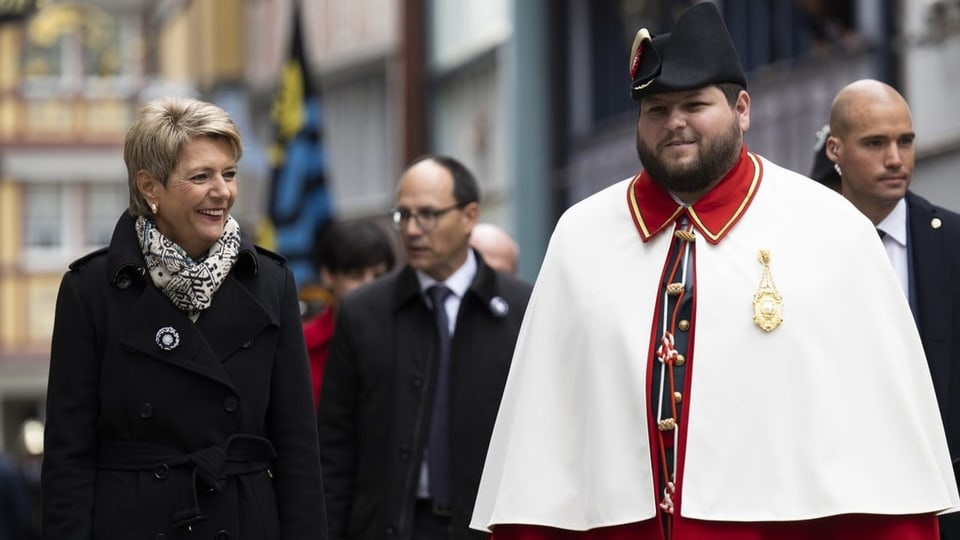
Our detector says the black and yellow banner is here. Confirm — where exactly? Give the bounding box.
[264,5,333,287]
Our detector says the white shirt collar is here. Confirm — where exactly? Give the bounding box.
[876,198,907,248]
[416,249,477,298]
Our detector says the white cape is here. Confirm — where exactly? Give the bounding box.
[472,157,959,532]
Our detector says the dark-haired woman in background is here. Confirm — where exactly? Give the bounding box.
[303,220,395,407]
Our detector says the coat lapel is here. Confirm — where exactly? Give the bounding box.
[121,285,235,388]
[908,192,953,413]
[195,275,277,361]
[392,267,435,375]
[110,213,273,390]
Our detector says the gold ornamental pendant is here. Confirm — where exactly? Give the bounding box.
[752,249,783,332]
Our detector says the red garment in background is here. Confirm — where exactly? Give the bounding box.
[303,306,335,407]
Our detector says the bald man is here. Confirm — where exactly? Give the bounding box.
[470,223,519,276]
[827,79,960,540]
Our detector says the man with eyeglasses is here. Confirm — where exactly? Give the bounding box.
[317,154,533,540]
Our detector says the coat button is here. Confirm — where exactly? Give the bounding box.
[116,274,132,289]
[139,403,153,419]
[678,320,690,331]
[385,526,396,535]
[399,444,411,461]
[223,396,239,412]
[241,340,252,349]
[154,463,169,480]
[154,534,166,540]
[411,376,423,388]
[215,530,229,540]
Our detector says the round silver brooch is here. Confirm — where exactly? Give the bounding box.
[489,296,509,318]
[155,326,180,351]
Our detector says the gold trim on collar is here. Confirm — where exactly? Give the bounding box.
[688,152,762,243]
[628,173,683,240]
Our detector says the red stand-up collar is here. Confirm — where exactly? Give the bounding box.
[626,146,763,244]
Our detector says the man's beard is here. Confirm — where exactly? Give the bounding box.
[636,120,742,195]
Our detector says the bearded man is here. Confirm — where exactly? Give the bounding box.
[470,3,959,540]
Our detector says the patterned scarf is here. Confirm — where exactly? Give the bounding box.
[136,215,241,321]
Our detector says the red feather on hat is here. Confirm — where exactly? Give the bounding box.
[629,28,652,79]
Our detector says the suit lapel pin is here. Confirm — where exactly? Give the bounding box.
[155,326,180,351]
[931,217,942,229]
[489,297,509,318]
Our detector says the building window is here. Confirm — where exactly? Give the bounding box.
[579,0,695,128]
[22,181,126,270]
[20,3,140,96]
[24,184,63,249]
[720,0,858,71]
[85,183,126,246]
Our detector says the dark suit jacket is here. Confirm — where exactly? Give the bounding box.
[42,212,326,540]
[317,252,532,540]
[907,191,960,539]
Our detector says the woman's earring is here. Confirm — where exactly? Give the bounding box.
[150,203,158,214]
[833,163,842,177]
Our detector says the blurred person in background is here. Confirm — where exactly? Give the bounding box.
[303,219,396,407]
[0,451,30,540]
[795,0,859,54]
[18,418,43,540]
[43,97,326,540]
[826,78,960,540]
[317,155,532,539]
[469,223,519,276]
[808,123,842,192]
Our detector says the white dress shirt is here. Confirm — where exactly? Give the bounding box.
[876,197,909,299]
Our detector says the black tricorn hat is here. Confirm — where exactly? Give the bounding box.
[629,2,747,101]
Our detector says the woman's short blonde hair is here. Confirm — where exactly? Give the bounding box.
[124,97,243,216]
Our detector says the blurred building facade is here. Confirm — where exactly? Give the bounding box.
[0,0,958,455]
[0,0,264,455]
[553,0,959,201]
[0,0,146,456]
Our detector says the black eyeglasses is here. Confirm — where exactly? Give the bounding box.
[391,204,465,231]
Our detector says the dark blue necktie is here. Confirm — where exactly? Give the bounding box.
[427,285,453,509]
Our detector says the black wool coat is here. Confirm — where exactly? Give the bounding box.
[318,254,532,540]
[907,192,960,540]
[42,212,327,540]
